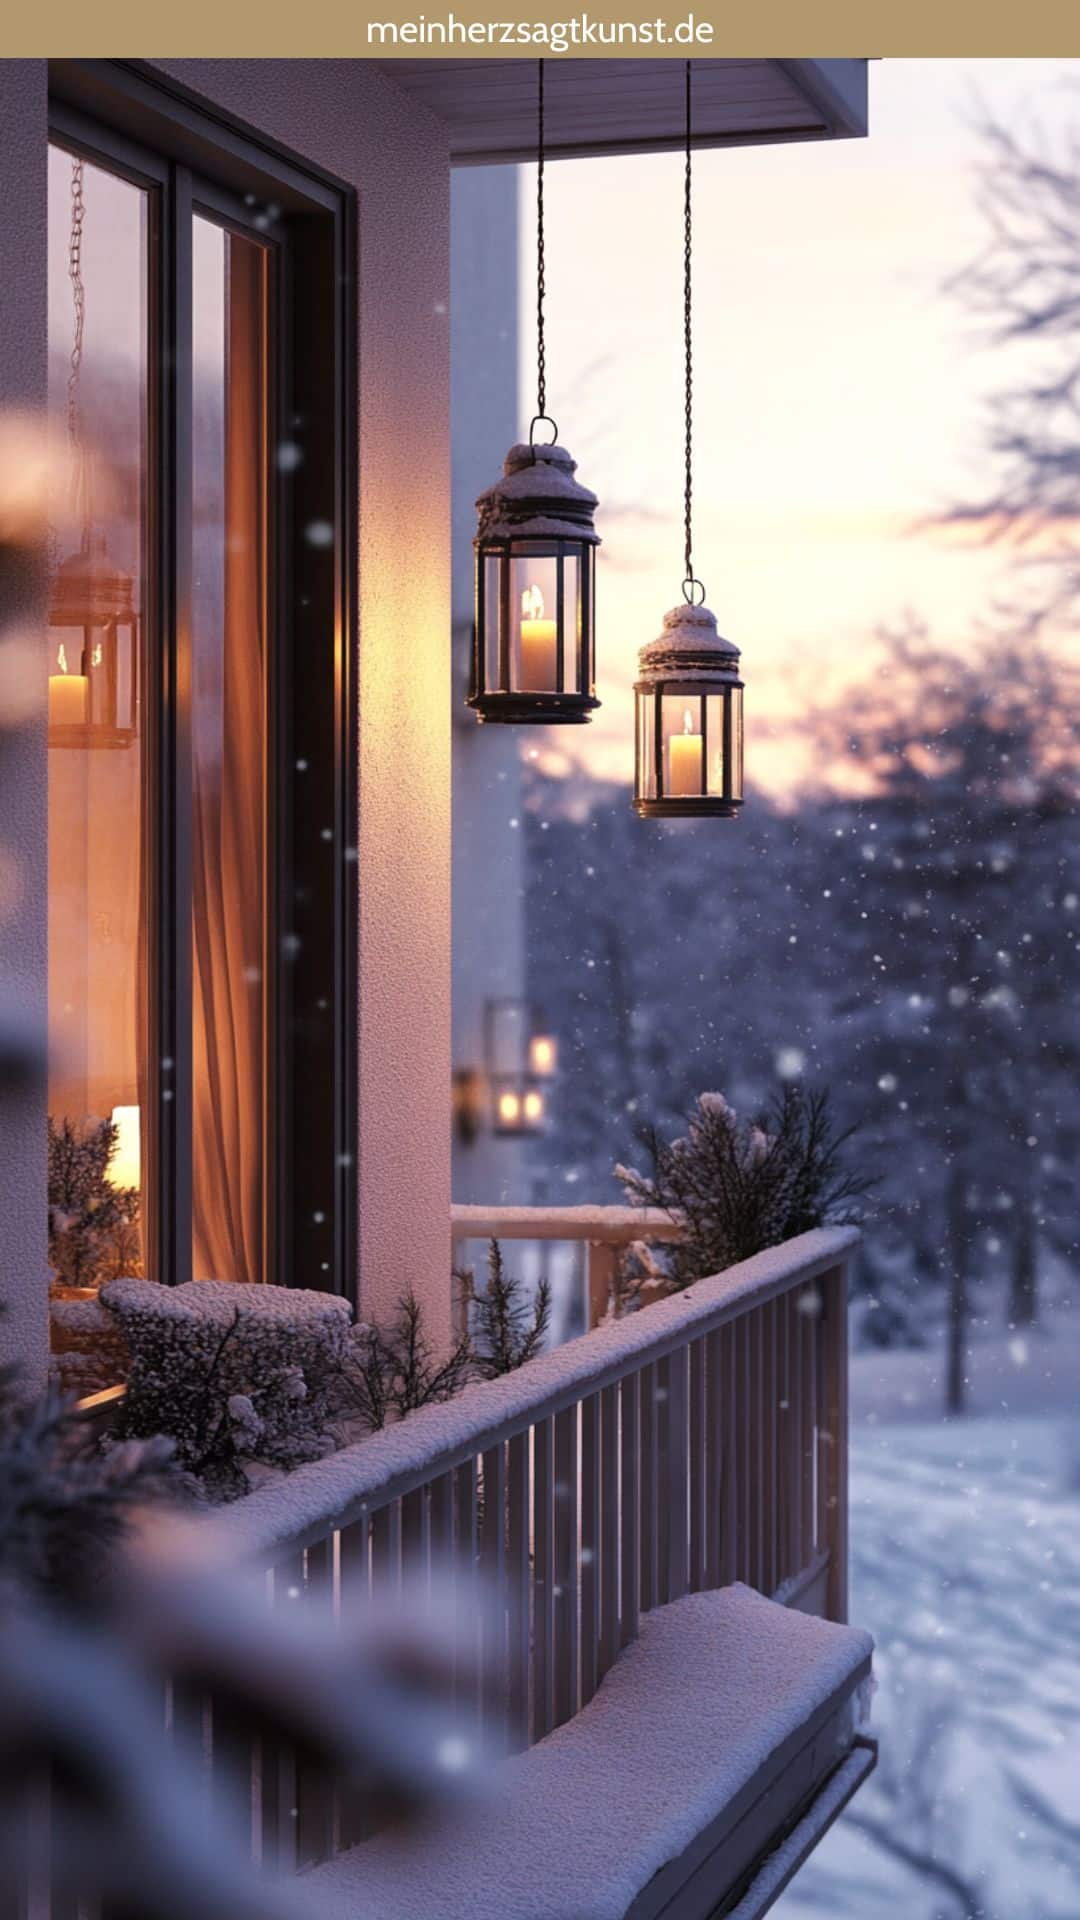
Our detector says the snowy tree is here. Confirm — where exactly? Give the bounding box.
[808,623,1079,1407]
[947,112,1080,630]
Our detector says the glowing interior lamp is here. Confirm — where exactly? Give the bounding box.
[497,1089,522,1128]
[528,1033,558,1077]
[522,1088,545,1125]
[107,1104,141,1190]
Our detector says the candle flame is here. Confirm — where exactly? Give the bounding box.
[683,709,694,735]
[521,584,545,622]
[57,643,69,674]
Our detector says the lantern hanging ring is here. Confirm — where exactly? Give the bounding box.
[529,413,559,451]
[682,575,707,607]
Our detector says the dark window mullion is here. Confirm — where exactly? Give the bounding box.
[159,161,194,1286]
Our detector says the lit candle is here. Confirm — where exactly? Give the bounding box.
[48,645,89,729]
[667,709,703,797]
[108,1104,141,1189]
[519,584,558,691]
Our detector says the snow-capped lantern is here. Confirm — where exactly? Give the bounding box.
[469,61,600,726]
[633,600,743,818]
[634,63,745,821]
[470,437,600,725]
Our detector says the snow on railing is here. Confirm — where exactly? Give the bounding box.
[197,1223,857,1871]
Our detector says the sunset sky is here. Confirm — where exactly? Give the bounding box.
[517,58,1080,793]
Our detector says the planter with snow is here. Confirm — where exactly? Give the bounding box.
[100,1278,352,1497]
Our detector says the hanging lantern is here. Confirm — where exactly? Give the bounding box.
[47,537,139,748]
[485,997,550,1137]
[470,60,601,726]
[471,438,598,724]
[634,62,745,821]
[634,602,743,817]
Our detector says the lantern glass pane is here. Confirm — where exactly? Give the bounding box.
[510,549,560,692]
[637,691,657,799]
[483,551,503,692]
[731,685,745,800]
[47,145,150,1283]
[706,693,726,797]
[560,549,580,693]
[661,692,705,801]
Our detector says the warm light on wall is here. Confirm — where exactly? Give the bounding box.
[107,1104,141,1190]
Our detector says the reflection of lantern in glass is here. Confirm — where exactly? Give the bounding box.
[634,603,743,818]
[47,537,139,748]
[470,440,599,725]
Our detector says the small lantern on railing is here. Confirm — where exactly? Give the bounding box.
[469,60,601,727]
[47,537,139,749]
[634,601,743,818]
[485,997,551,1137]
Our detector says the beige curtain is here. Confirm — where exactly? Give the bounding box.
[191,233,267,1285]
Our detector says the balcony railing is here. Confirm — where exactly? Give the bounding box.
[201,1217,858,1872]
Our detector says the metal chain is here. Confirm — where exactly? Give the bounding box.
[536,57,546,422]
[67,158,86,448]
[682,60,700,603]
[67,156,89,536]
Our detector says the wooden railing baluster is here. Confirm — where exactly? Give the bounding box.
[580,1393,601,1707]
[532,1416,556,1741]
[619,1370,640,1651]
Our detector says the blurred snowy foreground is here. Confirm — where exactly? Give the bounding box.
[776,1301,1080,1920]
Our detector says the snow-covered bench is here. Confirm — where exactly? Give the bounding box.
[307,1584,874,1920]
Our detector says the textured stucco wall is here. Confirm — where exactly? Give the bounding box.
[449,166,528,1207]
[157,60,453,1346]
[0,60,49,1385]
[0,58,453,1362]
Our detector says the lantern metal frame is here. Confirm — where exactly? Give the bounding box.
[470,437,600,726]
[633,602,744,819]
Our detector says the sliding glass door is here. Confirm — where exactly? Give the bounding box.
[46,77,354,1302]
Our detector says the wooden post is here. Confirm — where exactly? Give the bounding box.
[587,1240,618,1329]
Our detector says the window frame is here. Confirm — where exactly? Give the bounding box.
[47,62,358,1301]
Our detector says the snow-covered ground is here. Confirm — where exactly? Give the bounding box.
[776,1311,1080,1920]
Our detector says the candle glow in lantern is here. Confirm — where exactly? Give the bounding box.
[634,601,743,818]
[470,437,599,725]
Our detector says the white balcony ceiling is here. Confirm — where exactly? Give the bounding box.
[378,58,867,165]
